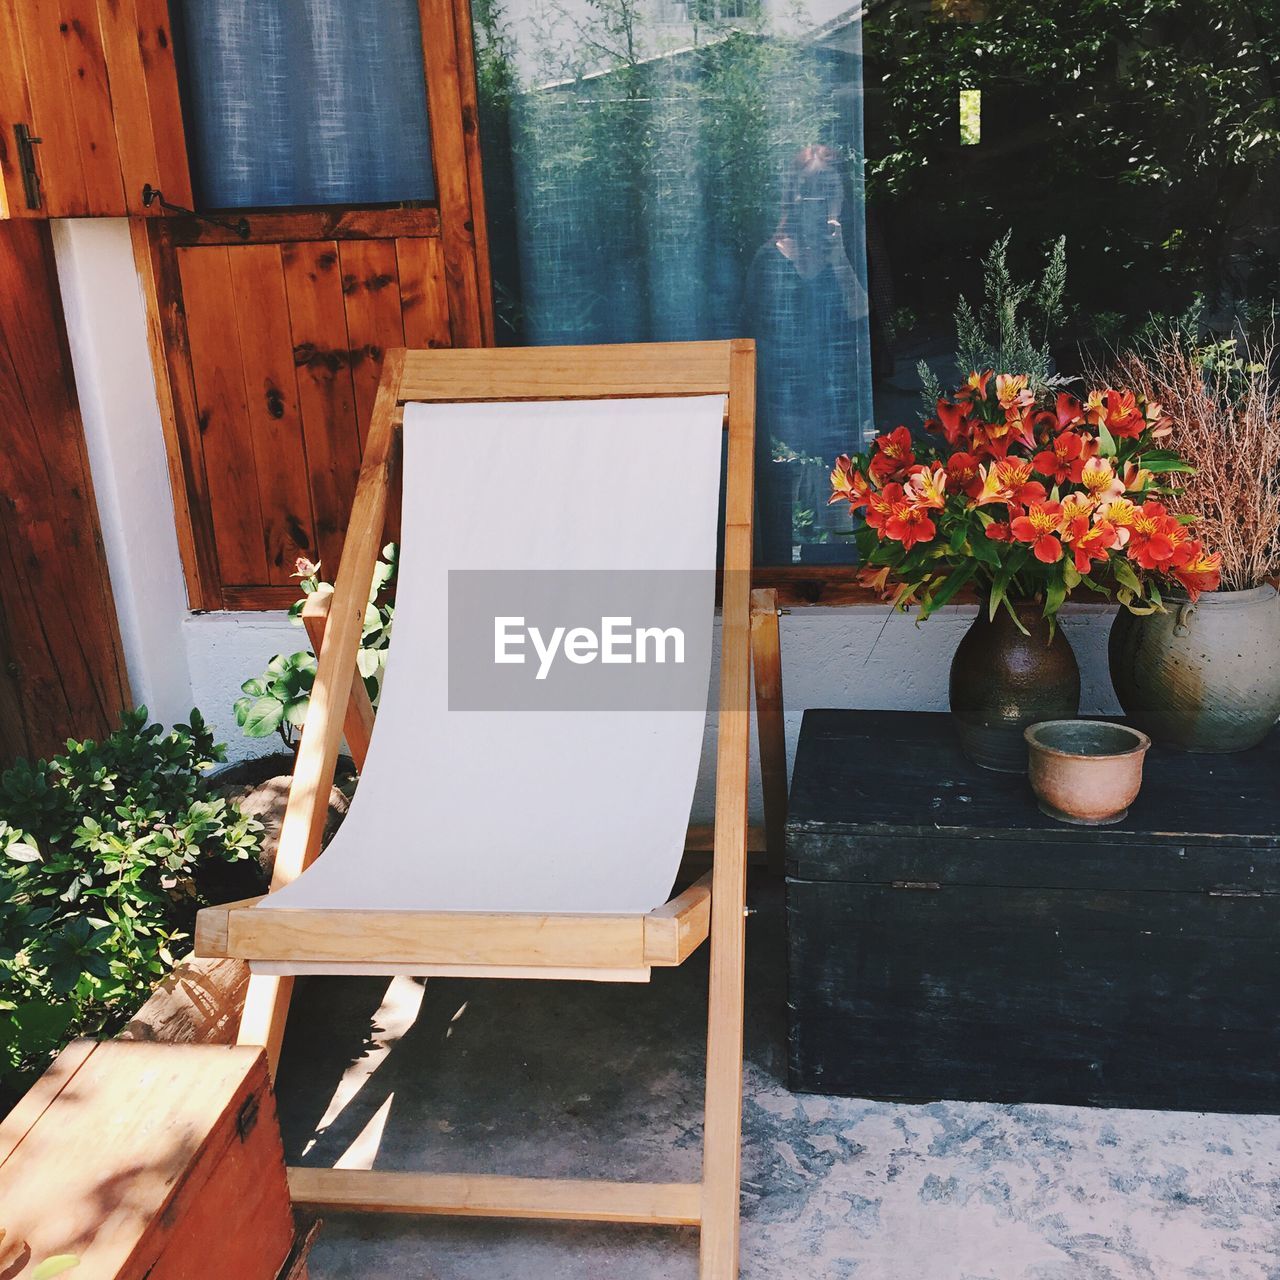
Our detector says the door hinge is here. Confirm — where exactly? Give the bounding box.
[891,880,941,891]
[13,124,42,211]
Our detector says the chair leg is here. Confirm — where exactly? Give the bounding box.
[238,972,295,1077]
[698,876,748,1277]
[750,589,787,878]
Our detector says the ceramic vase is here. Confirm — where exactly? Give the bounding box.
[950,599,1081,773]
[1108,584,1280,752]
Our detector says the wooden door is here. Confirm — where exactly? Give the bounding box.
[129,0,491,611]
[0,220,131,763]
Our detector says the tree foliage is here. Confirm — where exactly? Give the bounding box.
[864,0,1280,336]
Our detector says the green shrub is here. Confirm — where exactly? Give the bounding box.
[234,547,396,747]
[0,709,261,1094]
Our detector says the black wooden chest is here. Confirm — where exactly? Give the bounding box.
[785,709,1280,1112]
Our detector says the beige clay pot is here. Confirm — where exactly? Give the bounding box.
[1024,720,1151,826]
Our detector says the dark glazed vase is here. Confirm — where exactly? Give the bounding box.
[949,600,1081,773]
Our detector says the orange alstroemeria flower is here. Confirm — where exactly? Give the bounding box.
[865,482,902,537]
[1055,391,1085,431]
[1010,411,1039,453]
[933,398,973,446]
[957,370,993,403]
[1103,497,1137,547]
[858,564,893,597]
[1171,545,1222,599]
[985,520,1012,542]
[1032,430,1090,485]
[829,454,870,511]
[904,464,947,511]
[945,451,984,499]
[998,458,1044,503]
[1102,389,1145,439]
[976,458,1047,509]
[869,426,915,484]
[1010,500,1065,563]
[996,374,1033,416]
[1079,456,1125,506]
[971,417,1015,460]
[884,495,937,550]
[1125,501,1181,570]
[1120,460,1152,493]
[1060,492,1097,524]
[1063,515,1120,574]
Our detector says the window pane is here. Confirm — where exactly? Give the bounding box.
[174,0,436,210]
[863,0,1280,431]
[473,0,876,564]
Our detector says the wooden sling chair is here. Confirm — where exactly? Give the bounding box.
[195,339,788,1280]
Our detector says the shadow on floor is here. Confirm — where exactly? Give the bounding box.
[276,879,1280,1280]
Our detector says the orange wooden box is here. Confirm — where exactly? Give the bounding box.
[0,1040,296,1279]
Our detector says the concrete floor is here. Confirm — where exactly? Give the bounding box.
[277,882,1280,1279]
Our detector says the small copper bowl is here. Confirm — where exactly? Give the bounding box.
[1024,720,1151,826]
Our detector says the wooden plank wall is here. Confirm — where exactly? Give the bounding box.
[0,220,131,763]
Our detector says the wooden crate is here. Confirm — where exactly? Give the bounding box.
[0,1040,297,1278]
[786,709,1280,1112]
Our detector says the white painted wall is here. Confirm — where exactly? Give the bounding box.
[51,218,194,727]
[51,218,1121,820]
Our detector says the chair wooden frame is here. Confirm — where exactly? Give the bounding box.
[196,339,782,1280]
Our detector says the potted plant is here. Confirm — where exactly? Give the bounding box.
[1107,329,1280,751]
[830,370,1217,771]
[232,547,396,755]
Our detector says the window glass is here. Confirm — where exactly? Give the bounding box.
[473,0,876,565]
[173,0,436,210]
[863,0,1279,433]
[475,0,1279,568]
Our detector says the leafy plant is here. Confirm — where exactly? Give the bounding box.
[920,233,1069,405]
[233,548,397,747]
[0,710,261,1094]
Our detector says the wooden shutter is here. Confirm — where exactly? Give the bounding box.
[0,0,190,218]
[3,0,492,610]
[136,212,458,610]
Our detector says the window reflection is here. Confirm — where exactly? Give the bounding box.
[473,0,1278,566]
[473,0,875,565]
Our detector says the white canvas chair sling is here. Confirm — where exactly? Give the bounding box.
[196,340,782,1279]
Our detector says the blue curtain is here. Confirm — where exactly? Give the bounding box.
[475,5,875,563]
[174,0,436,209]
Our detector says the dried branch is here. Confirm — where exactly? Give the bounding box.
[1111,328,1280,591]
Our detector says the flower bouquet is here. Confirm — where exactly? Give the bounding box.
[830,371,1221,770]
[830,371,1221,625]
